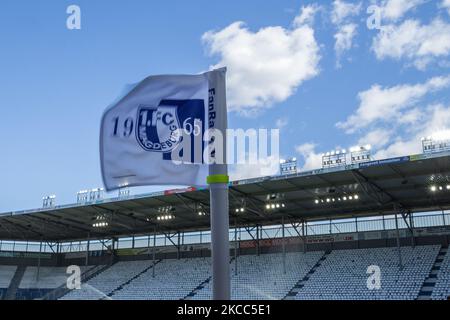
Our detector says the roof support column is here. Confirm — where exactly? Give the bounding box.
[37,239,42,282]
[256,225,260,256]
[111,238,116,265]
[394,212,403,270]
[282,215,286,274]
[152,225,157,278]
[177,232,181,260]
[85,233,90,267]
[234,218,238,276]
[409,212,415,248]
[303,220,307,253]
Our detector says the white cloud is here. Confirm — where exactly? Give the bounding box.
[293,4,321,27]
[380,0,425,22]
[331,1,361,67]
[275,117,289,129]
[202,7,321,115]
[297,103,450,169]
[331,0,361,25]
[372,18,450,70]
[296,76,450,170]
[373,104,450,159]
[334,23,358,67]
[295,143,323,171]
[357,128,393,149]
[229,155,280,181]
[441,0,450,15]
[337,75,450,133]
[341,78,450,160]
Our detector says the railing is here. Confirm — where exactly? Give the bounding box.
[1,211,449,254]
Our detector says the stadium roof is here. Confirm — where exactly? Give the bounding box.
[1,152,450,242]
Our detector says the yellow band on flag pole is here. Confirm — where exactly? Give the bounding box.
[206,174,229,185]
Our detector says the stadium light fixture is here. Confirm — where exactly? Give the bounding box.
[322,149,347,169]
[89,188,104,202]
[157,214,175,221]
[422,130,450,154]
[158,206,175,213]
[280,158,298,175]
[234,198,247,214]
[429,184,450,193]
[92,214,109,228]
[350,145,372,164]
[77,190,88,204]
[265,202,286,211]
[314,194,359,205]
[42,195,56,208]
[196,203,207,217]
[118,186,131,199]
[265,193,286,211]
[78,188,104,204]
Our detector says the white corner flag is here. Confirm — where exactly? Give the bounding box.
[100,67,230,300]
[100,68,227,191]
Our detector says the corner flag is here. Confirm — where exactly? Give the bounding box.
[100,68,227,191]
[100,68,230,300]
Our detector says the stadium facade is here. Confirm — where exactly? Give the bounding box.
[0,151,449,300]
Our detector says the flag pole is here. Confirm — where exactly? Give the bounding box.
[208,174,230,300]
[207,68,230,300]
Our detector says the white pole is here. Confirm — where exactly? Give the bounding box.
[209,181,230,300]
[207,68,230,300]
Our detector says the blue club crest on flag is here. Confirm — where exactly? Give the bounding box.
[135,100,206,162]
[136,104,182,153]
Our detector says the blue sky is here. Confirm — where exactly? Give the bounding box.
[1,0,450,212]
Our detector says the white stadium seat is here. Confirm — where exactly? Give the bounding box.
[295,246,440,300]
[1,244,447,300]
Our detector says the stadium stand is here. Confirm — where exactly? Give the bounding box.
[432,246,450,300]
[112,257,211,300]
[16,266,91,300]
[294,246,440,300]
[60,260,155,300]
[0,266,17,299]
[1,151,450,300]
[2,244,450,300]
[192,252,324,300]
